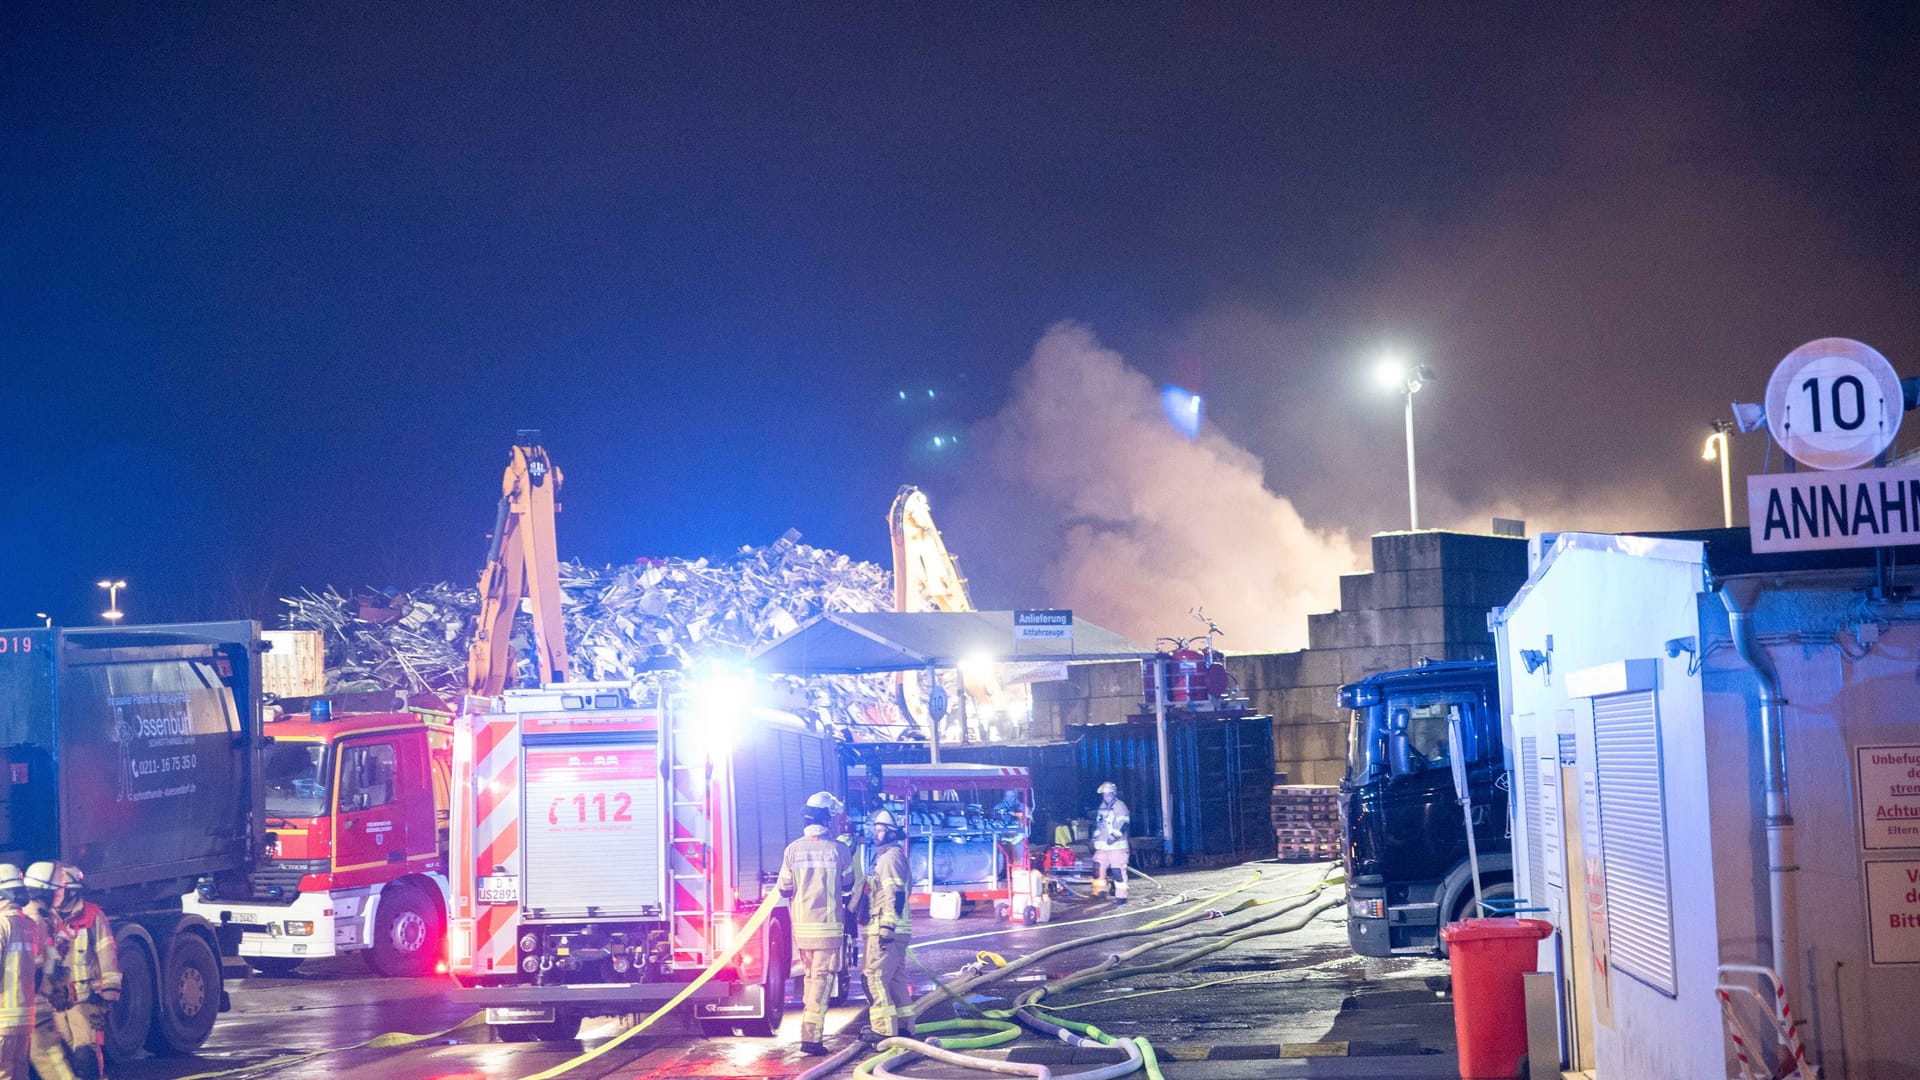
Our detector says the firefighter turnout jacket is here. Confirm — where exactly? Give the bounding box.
[776,825,853,950]
[863,842,911,941]
[0,906,36,1031]
[55,903,118,1004]
[1094,798,1131,851]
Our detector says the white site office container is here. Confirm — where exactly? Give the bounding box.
[1495,532,1920,1079]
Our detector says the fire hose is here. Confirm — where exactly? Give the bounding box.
[521,894,778,1079]
[805,868,1343,1080]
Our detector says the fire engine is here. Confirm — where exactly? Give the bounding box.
[446,673,853,1040]
[183,697,454,976]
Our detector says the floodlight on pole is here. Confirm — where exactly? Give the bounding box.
[1703,419,1734,529]
[34,613,50,628]
[97,580,127,623]
[1375,357,1435,530]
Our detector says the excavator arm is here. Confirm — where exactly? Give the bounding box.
[888,485,1030,743]
[467,433,570,698]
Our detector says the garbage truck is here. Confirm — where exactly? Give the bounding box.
[0,621,264,1060]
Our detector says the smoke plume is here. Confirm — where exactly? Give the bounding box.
[951,323,1362,652]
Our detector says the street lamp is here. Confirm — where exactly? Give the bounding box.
[96,580,127,623]
[1374,357,1436,530]
[34,613,50,628]
[1703,419,1734,529]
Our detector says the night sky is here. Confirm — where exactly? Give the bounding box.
[6,5,1919,644]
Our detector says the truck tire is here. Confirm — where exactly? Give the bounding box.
[736,918,790,1038]
[366,883,439,978]
[104,937,155,1064]
[1437,878,1515,958]
[247,957,303,977]
[146,933,221,1055]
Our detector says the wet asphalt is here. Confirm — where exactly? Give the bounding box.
[105,860,1461,1079]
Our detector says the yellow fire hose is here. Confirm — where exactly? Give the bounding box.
[175,897,778,1080]
[521,896,777,1079]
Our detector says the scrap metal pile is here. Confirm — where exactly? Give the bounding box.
[279,530,911,736]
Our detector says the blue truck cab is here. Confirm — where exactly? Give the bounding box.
[1339,659,1511,956]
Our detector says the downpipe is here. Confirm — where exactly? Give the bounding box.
[1720,583,1801,1050]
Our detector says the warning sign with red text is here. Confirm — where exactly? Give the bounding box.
[1858,745,1920,850]
[1864,860,1920,965]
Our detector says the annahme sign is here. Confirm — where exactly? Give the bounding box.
[1748,464,1920,553]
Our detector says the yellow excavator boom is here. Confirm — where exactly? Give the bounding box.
[466,432,570,698]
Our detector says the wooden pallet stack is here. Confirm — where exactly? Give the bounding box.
[1271,784,1342,862]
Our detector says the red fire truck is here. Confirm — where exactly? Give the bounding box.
[183,700,453,977]
[446,676,853,1040]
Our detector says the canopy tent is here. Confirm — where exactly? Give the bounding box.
[747,610,1155,676]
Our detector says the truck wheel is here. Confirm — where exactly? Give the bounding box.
[366,884,440,978]
[1438,879,1515,958]
[247,957,303,977]
[736,919,790,1038]
[146,933,220,1055]
[104,937,155,1064]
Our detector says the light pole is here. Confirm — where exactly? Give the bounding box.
[1375,358,1436,530]
[1703,420,1734,528]
[34,613,50,628]
[96,580,127,623]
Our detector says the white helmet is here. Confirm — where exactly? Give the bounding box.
[805,791,844,814]
[23,862,57,892]
[1097,781,1117,796]
[870,808,905,833]
[0,865,23,892]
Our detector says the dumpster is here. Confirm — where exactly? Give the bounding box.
[1439,917,1553,1079]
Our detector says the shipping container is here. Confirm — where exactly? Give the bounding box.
[1067,712,1276,865]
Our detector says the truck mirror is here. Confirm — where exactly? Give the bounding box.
[1446,717,1469,803]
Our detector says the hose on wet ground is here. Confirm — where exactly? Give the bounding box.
[826,868,1342,1079]
[520,892,778,1079]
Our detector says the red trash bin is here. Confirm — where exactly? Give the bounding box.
[1439,917,1553,1080]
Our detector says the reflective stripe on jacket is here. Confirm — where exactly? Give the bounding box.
[864,843,911,939]
[777,826,852,950]
[24,905,63,1007]
[63,903,121,1001]
[0,909,38,1030]
[1093,799,1131,851]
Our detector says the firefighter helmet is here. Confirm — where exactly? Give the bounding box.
[23,862,57,891]
[805,791,844,814]
[1096,781,1117,796]
[0,865,22,892]
[869,808,905,837]
[56,864,85,891]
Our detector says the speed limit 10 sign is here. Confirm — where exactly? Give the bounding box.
[1765,337,1904,471]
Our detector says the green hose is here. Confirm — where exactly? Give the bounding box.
[849,1019,1026,1079]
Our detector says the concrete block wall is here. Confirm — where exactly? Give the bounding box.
[1249,530,1526,785]
[1024,531,1525,787]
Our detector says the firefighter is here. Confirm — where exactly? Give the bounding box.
[1091,781,1131,904]
[52,866,116,1077]
[21,863,75,1080]
[859,808,912,1041]
[0,865,40,1080]
[776,791,853,1056]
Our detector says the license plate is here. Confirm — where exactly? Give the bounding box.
[477,876,519,904]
